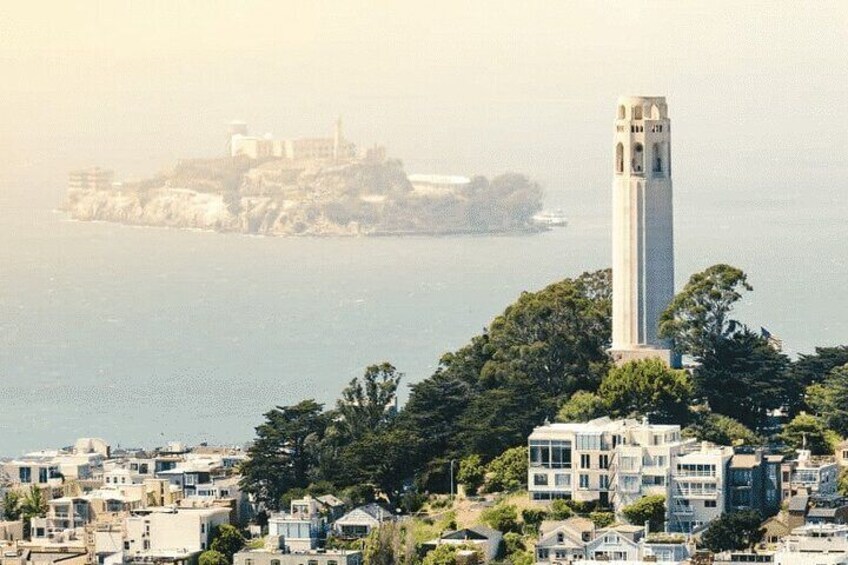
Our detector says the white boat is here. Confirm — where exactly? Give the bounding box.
[532,209,568,227]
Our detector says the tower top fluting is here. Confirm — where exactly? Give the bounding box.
[616,96,669,122]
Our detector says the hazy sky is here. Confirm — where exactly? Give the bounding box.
[2,1,846,206]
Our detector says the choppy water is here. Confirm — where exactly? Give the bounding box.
[0,180,845,456]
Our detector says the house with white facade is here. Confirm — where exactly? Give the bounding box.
[667,443,733,533]
[123,506,230,557]
[332,504,394,539]
[527,417,694,507]
[267,497,326,552]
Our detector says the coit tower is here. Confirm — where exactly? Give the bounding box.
[610,96,676,366]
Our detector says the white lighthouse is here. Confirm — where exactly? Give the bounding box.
[610,96,677,367]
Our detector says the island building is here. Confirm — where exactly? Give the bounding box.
[228,117,356,161]
[610,96,677,367]
[68,167,114,191]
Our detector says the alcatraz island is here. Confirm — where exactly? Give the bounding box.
[65,119,553,236]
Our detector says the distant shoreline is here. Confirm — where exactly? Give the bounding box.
[59,210,553,239]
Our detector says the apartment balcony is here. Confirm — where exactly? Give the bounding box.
[671,507,694,516]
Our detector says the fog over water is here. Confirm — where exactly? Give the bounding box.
[1,2,846,454]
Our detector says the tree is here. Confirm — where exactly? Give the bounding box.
[481,503,519,534]
[503,531,525,557]
[621,495,666,532]
[336,426,423,507]
[780,413,836,455]
[791,346,848,389]
[336,363,402,442]
[589,512,615,528]
[2,491,21,520]
[549,499,573,520]
[510,551,535,565]
[239,399,326,510]
[209,524,246,562]
[557,391,605,423]
[19,486,47,520]
[598,359,693,424]
[806,365,848,436]
[363,522,416,565]
[198,550,228,565]
[695,329,791,430]
[482,270,612,398]
[457,454,485,495]
[520,508,548,534]
[683,413,760,446]
[485,447,528,493]
[839,468,848,497]
[700,511,764,552]
[659,264,752,358]
[422,543,482,565]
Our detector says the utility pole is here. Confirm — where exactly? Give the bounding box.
[450,459,456,501]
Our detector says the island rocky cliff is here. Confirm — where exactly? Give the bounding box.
[66,156,543,236]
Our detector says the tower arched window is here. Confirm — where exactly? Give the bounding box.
[632,143,644,174]
[617,105,626,120]
[653,142,663,174]
[615,143,624,174]
[633,106,643,120]
[651,104,660,119]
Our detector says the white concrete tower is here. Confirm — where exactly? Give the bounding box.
[610,96,676,366]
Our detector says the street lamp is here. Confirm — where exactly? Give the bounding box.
[449,459,456,501]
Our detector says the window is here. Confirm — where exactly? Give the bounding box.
[19,467,31,483]
[124,542,130,551]
[622,476,639,492]
[271,561,281,565]
[576,434,600,451]
[631,143,644,173]
[534,474,549,486]
[705,500,717,508]
[653,143,663,174]
[633,105,643,120]
[39,467,48,483]
[579,474,590,489]
[580,454,591,469]
[600,475,610,490]
[615,143,624,174]
[599,455,609,469]
[557,532,565,543]
[617,105,626,119]
[555,474,570,487]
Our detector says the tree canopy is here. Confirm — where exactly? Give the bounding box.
[700,511,764,552]
[806,364,848,436]
[239,399,326,510]
[599,359,693,424]
[659,264,752,358]
[209,524,246,563]
[622,495,666,532]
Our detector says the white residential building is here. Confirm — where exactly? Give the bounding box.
[775,524,848,565]
[267,497,325,552]
[788,450,838,497]
[667,443,733,533]
[123,506,230,556]
[528,417,693,507]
